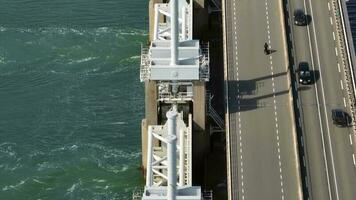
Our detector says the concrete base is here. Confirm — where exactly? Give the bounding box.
[193,81,206,131]
[142,81,158,173]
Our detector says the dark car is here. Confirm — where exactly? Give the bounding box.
[294,9,306,26]
[332,109,349,126]
[298,62,312,84]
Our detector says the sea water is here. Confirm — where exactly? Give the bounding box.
[0,0,147,199]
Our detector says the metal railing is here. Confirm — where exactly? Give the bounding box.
[158,91,194,101]
[140,44,150,82]
[202,190,213,200]
[185,115,193,186]
[206,92,225,130]
[200,42,210,81]
[132,187,143,200]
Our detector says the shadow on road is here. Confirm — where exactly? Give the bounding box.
[227,71,301,113]
[306,15,312,26]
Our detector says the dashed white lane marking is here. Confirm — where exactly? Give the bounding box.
[343,97,346,108]
[337,63,341,73]
[335,47,338,56]
[353,154,356,166]
[330,17,333,25]
[328,2,331,11]
[265,0,285,199]
[232,3,245,198]
[340,80,344,90]
[349,134,353,145]
[333,32,336,41]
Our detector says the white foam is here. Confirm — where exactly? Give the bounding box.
[0,56,5,64]
[92,178,106,183]
[0,26,7,32]
[2,179,26,191]
[129,55,140,59]
[108,121,128,125]
[33,178,45,184]
[68,56,98,64]
[66,179,82,194]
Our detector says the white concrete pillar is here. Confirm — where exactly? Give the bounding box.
[166,110,177,200]
[146,126,154,186]
[154,4,159,40]
[170,0,178,65]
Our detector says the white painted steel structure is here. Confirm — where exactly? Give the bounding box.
[140,0,210,199]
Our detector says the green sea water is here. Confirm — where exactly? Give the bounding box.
[0,0,147,199]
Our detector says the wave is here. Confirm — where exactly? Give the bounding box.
[47,143,140,161]
[66,179,82,195]
[67,56,98,64]
[37,161,61,171]
[0,26,148,37]
[107,121,128,125]
[92,178,107,183]
[129,55,140,60]
[2,179,27,191]
[106,164,129,174]
[32,178,46,184]
[51,144,79,153]
[0,56,5,64]
[0,142,17,158]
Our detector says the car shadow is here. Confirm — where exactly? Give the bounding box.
[306,15,312,25]
[298,86,312,91]
[311,70,320,84]
[346,113,353,127]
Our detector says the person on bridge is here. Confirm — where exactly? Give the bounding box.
[264,42,269,55]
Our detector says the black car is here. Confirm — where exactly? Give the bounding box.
[298,62,312,84]
[294,9,306,26]
[332,109,349,126]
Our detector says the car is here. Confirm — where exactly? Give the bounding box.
[298,62,312,84]
[294,9,306,26]
[331,109,349,126]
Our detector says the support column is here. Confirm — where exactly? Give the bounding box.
[146,126,154,186]
[166,110,177,200]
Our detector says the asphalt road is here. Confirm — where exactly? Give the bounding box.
[288,0,356,199]
[224,0,302,199]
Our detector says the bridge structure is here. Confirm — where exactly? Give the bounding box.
[138,0,213,199]
[135,0,356,199]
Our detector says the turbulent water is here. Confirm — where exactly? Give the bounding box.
[0,1,147,199]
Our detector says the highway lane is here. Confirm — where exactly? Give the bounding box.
[288,0,356,199]
[287,0,333,199]
[224,0,302,199]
